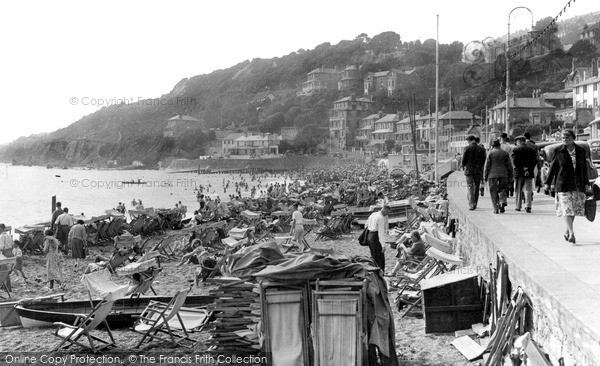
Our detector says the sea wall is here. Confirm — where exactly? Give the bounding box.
[447,172,600,365]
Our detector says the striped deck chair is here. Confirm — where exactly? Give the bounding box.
[312,280,367,366]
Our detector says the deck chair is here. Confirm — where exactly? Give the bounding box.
[52,270,126,353]
[422,233,453,254]
[313,280,367,366]
[395,247,463,317]
[131,288,197,348]
[260,282,311,366]
[116,258,162,296]
[0,257,17,299]
[52,300,116,353]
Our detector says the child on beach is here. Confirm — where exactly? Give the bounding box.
[12,240,27,282]
[43,229,64,291]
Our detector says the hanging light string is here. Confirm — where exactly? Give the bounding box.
[506,0,575,62]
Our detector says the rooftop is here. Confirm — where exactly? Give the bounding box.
[334,96,372,103]
[168,114,200,121]
[490,98,556,110]
[572,75,600,88]
[375,114,399,123]
[439,111,477,120]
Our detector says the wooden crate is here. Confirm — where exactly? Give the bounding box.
[420,270,482,334]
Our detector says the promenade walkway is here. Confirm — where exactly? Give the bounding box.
[447,173,600,364]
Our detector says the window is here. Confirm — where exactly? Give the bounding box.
[594,83,598,91]
[583,85,587,93]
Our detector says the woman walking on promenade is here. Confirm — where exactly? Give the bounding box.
[544,129,591,244]
[43,229,64,290]
[484,139,513,214]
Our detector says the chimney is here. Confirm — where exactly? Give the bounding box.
[378,110,384,118]
[513,95,518,107]
[350,93,356,101]
[541,93,545,107]
[179,114,183,120]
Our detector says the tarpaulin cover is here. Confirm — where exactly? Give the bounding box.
[225,241,285,280]
[80,269,130,301]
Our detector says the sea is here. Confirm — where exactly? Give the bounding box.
[0,164,288,229]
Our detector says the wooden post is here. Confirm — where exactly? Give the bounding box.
[51,195,56,214]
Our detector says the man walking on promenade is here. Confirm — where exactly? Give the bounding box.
[524,132,543,190]
[484,139,513,213]
[512,136,538,212]
[462,135,487,210]
[500,133,515,196]
[364,204,391,271]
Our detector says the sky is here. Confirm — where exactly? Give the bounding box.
[0,0,597,145]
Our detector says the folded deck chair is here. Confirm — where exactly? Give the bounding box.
[131,288,196,348]
[312,280,367,366]
[260,282,311,366]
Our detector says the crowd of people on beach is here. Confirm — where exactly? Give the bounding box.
[0,162,439,296]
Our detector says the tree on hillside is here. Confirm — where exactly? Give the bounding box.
[259,112,285,133]
[295,124,322,150]
[369,31,402,55]
[355,33,370,43]
[533,16,562,52]
[568,40,599,64]
[440,42,464,64]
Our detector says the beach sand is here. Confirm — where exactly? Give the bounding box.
[1,230,468,366]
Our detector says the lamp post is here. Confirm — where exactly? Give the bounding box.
[506,6,534,136]
[480,108,486,147]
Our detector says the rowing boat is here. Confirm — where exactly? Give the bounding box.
[15,294,213,328]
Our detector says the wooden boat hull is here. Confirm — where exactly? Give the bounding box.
[351,200,412,227]
[15,295,213,329]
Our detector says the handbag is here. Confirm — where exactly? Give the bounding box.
[358,228,369,246]
[585,198,596,222]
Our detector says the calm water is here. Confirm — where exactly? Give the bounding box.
[0,164,286,228]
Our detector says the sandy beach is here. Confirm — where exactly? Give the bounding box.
[1,228,468,366]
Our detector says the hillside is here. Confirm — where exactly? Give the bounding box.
[2,11,599,167]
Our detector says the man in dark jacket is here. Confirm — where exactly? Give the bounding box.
[524,132,543,189]
[462,135,487,210]
[484,139,513,213]
[512,136,539,212]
